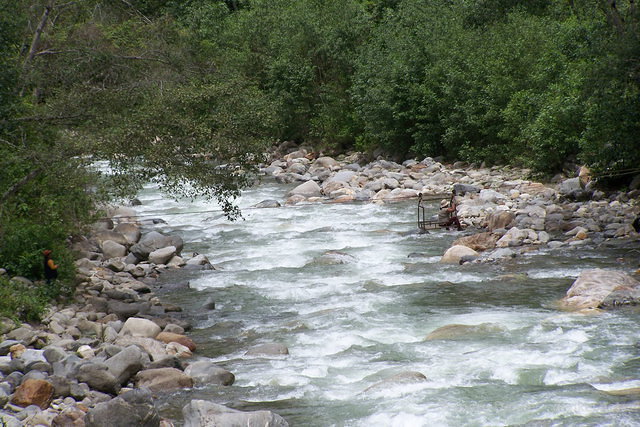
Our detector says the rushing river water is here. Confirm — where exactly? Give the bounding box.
[132,179,639,426]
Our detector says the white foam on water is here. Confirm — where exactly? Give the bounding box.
[134,180,639,426]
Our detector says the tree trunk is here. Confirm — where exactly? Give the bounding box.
[23,1,55,69]
[20,1,55,96]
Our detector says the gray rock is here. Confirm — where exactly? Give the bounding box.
[108,300,150,320]
[84,387,160,427]
[114,223,142,245]
[119,317,161,339]
[453,183,481,196]
[0,386,10,407]
[101,240,128,259]
[69,382,90,400]
[7,326,36,343]
[75,363,121,395]
[286,180,321,198]
[47,375,72,398]
[182,400,289,427]
[0,413,22,427]
[311,251,356,265]
[104,345,150,385]
[147,356,184,371]
[0,340,21,356]
[93,231,129,246]
[124,252,140,265]
[130,231,183,261]
[4,373,23,393]
[148,246,177,265]
[184,361,235,386]
[104,259,126,272]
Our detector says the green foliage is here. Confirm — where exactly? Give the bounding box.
[220,0,369,149]
[0,220,76,282]
[0,276,67,322]
[2,0,639,273]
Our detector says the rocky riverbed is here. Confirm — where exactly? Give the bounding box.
[0,149,639,426]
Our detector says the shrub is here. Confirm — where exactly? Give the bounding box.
[0,277,49,322]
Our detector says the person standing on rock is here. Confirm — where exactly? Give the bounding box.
[438,194,463,231]
[43,249,58,284]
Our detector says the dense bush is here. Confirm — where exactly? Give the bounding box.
[0,276,72,322]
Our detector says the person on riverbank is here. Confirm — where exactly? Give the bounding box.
[43,249,58,284]
[438,194,463,231]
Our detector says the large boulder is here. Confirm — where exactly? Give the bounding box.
[101,240,127,259]
[452,232,499,252]
[134,367,193,392]
[114,223,141,245]
[119,317,161,339]
[130,231,183,261]
[104,345,150,385]
[495,227,530,248]
[440,245,479,264]
[286,180,321,198]
[484,211,515,231]
[182,400,289,427]
[75,363,121,395]
[559,269,640,310]
[93,231,129,247]
[84,388,160,427]
[148,246,177,265]
[184,361,235,386]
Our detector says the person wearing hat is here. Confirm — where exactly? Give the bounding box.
[43,250,58,284]
[438,194,463,231]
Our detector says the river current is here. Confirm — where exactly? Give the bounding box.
[133,179,640,426]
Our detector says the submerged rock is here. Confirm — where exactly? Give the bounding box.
[310,251,356,265]
[363,371,428,393]
[424,323,505,340]
[245,343,289,357]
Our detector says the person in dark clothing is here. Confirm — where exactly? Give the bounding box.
[438,194,463,231]
[43,249,58,284]
[633,216,640,233]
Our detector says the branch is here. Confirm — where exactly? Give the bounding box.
[0,113,88,126]
[35,49,82,56]
[1,168,43,204]
[119,0,152,24]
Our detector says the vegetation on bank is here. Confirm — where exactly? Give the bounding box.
[1,1,639,289]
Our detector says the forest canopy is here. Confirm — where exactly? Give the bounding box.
[1,0,639,278]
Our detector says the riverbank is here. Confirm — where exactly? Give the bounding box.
[0,150,638,426]
[262,148,639,265]
[0,208,289,425]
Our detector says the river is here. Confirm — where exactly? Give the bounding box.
[132,179,640,426]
